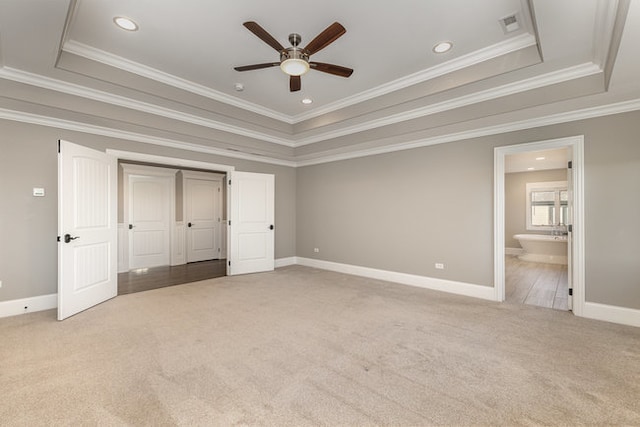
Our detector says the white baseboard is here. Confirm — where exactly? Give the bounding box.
[296,257,495,301]
[275,257,298,268]
[0,294,57,318]
[505,247,525,256]
[582,302,640,328]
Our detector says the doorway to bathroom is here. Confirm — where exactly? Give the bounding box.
[494,136,585,316]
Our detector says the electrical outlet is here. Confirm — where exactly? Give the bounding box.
[0,280,2,288]
[435,263,445,269]
[313,248,320,253]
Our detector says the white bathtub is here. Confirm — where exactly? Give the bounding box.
[513,234,568,265]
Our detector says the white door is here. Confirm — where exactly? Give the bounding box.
[58,140,117,320]
[128,174,172,269]
[185,176,222,262]
[566,153,574,310]
[228,171,275,275]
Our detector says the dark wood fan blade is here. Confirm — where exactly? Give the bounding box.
[310,62,353,77]
[290,75,301,92]
[234,63,280,72]
[304,22,346,55]
[243,21,285,52]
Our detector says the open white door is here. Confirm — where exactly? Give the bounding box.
[227,171,274,275]
[58,140,117,320]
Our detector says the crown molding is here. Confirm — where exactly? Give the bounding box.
[294,62,602,147]
[291,33,537,123]
[0,66,295,147]
[0,107,296,167]
[62,40,293,124]
[1,98,639,169]
[295,97,640,166]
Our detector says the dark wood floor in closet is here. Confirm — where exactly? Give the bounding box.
[118,260,227,295]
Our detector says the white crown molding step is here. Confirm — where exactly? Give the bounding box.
[0,61,602,151]
[2,96,640,168]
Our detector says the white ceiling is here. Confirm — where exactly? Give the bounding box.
[0,0,639,166]
[505,148,568,173]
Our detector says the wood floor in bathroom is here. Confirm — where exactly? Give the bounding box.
[505,255,568,311]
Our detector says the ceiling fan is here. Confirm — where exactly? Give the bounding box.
[234,21,353,92]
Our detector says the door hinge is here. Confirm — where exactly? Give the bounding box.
[228,260,231,266]
[568,161,572,169]
[57,235,60,242]
[228,220,231,226]
[57,140,61,153]
[228,179,231,186]
[568,224,573,232]
[568,288,573,296]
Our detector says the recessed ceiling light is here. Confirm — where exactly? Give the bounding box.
[432,41,453,54]
[113,16,138,31]
[535,156,546,160]
[527,167,535,171]
[301,98,313,105]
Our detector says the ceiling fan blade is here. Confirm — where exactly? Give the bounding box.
[310,62,353,78]
[290,75,301,92]
[304,22,346,55]
[234,63,280,72]
[243,21,285,52]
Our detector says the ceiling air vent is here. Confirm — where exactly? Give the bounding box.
[499,13,521,34]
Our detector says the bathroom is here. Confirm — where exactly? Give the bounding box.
[504,148,570,310]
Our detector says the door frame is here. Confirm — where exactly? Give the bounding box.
[108,149,235,268]
[121,163,177,270]
[494,135,585,316]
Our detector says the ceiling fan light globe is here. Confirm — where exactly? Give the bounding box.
[280,58,309,76]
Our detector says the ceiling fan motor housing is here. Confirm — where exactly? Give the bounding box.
[280,47,309,64]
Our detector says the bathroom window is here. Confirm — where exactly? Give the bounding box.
[526,181,568,231]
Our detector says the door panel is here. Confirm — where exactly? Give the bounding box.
[228,172,274,275]
[58,140,117,320]
[185,178,221,262]
[128,175,172,269]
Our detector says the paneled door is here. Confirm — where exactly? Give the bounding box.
[227,171,274,275]
[58,140,117,320]
[127,172,174,269]
[184,172,224,262]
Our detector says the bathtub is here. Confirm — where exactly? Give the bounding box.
[513,234,568,265]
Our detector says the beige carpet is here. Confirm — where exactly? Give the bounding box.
[1,265,639,426]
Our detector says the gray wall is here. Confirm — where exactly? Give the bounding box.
[0,119,296,302]
[505,169,567,248]
[297,111,640,310]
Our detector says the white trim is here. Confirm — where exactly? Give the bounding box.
[0,67,294,147]
[583,302,640,328]
[108,150,236,172]
[0,294,57,318]
[0,107,297,167]
[494,136,585,316]
[296,257,495,301]
[275,257,297,268]
[2,98,640,168]
[295,98,640,166]
[172,222,186,266]
[0,61,601,150]
[295,63,600,147]
[61,42,293,124]
[505,247,525,256]
[292,33,536,122]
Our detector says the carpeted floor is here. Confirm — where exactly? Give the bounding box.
[1,265,639,426]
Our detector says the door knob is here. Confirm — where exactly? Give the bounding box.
[64,234,80,243]
[128,224,134,230]
[269,224,274,230]
[188,222,193,227]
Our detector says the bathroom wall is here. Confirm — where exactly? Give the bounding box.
[505,169,568,249]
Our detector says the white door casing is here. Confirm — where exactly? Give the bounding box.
[58,140,117,320]
[494,135,585,316]
[122,165,176,270]
[183,171,224,263]
[567,149,574,310]
[228,171,275,275]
